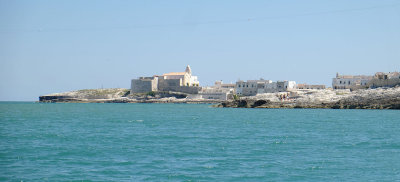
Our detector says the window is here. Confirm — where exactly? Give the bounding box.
[246,85,248,87]
[238,85,241,88]
[340,81,342,84]
[348,81,350,85]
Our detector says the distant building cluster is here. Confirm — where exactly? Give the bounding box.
[370,72,400,88]
[332,72,400,90]
[131,65,400,100]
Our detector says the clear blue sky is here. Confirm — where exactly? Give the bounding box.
[1,0,399,101]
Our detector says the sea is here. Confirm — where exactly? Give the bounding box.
[1,102,400,181]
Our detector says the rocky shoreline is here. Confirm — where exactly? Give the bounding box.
[39,87,400,109]
[216,87,400,109]
[38,89,221,104]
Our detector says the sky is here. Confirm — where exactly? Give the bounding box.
[1,0,399,101]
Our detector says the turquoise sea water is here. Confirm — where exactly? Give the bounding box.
[1,102,400,181]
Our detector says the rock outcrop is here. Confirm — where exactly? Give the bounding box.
[39,88,130,103]
[39,89,220,103]
[216,87,400,109]
[39,87,400,109]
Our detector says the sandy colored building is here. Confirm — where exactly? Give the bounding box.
[131,65,200,94]
[160,65,199,87]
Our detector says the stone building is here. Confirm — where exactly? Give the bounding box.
[332,73,372,90]
[131,65,201,94]
[297,83,326,90]
[235,79,296,96]
[131,77,158,93]
[369,72,400,88]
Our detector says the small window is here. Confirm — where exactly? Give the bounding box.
[348,81,350,84]
[238,85,241,88]
[340,81,342,84]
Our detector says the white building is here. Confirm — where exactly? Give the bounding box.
[332,73,372,90]
[235,79,296,96]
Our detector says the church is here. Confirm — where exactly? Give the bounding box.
[161,65,199,87]
[131,65,200,94]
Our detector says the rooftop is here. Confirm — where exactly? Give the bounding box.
[337,75,373,79]
[163,72,186,76]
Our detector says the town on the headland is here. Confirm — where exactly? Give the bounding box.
[131,65,400,99]
[39,65,400,109]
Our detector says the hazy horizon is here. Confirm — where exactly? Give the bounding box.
[1,0,399,101]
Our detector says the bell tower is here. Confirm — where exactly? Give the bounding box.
[185,65,192,75]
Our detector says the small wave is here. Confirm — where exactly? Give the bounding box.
[203,165,215,169]
[128,120,144,122]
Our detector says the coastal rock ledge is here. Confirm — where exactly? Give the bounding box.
[39,88,221,104]
[39,87,400,109]
[216,87,400,109]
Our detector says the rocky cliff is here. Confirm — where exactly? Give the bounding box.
[216,87,400,109]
